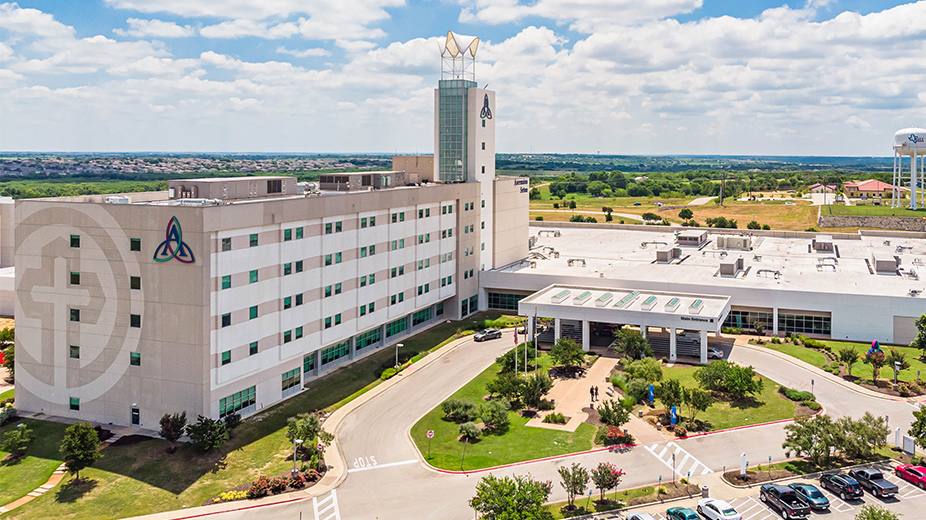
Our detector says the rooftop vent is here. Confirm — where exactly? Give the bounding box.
[614,291,640,308]
[689,299,704,315]
[642,295,658,310]
[665,297,680,312]
[595,292,614,307]
[573,291,592,305]
[104,195,131,204]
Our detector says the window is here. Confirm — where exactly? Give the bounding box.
[250,234,258,247]
[360,275,367,287]
[360,246,367,258]
[481,242,485,251]
[70,234,80,248]
[335,221,342,233]
[284,296,292,309]
[369,273,375,284]
[325,223,333,234]
[335,252,342,264]
[295,293,303,306]
[386,316,408,338]
[325,317,332,329]
[282,368,301,391]
[296,227,303,239]
[482,119,486,127]
[295,260,303,272]
[69,345,80,359]
[130,238,141,252]
[130,352,141,366]
[482,200,485,208]
[284,330,292,343]
[335,283,342,295]
[488,292,526,311]
[399,266,404,276]
[481,166,485,174]
[131,407,140,426]
[222,237,231,251]
[464,271,468,280]
[249,306,258,320]
[426,208,430,217]
[321,340,350,364]
[335,313,341,325]
[392,213,398,223]
[391,240,397,251]
[70,272,80,285]
[295,326,303,339]
[249,270,258,283]
[360,304,366,316]
[221,350,231,365]
[219,386,256,417]
[69,397,79,411]
[391,268,397,279]
[442,206,446,215]
[417,285,422,296]
[70,308,80,322]
[304,353,315,372]
[222,313,231,327]
[250,341,259,356]
[356,328,382,350]
[284,229,292,241]
[284,263,292,275]
[369,301,375,312]
[130,314,141,328]
[391,294,396,305]
[267,179,282,193]
[481,221,485,229]
[419,209,424,219]
[325,254,332,266]
[413,308,432,326]
[325,285,332,297]
[369,245,375,255]
[361,217,368,228]
[370,216,376,226]
[436,302,444,316]
[127,276,140,290]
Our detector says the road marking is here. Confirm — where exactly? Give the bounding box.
[817,488,855,513]
[884,473,926,499]
[346,459,417,473]
[643,442,713,477]
[728,497,776,520]
[312,489,341,520]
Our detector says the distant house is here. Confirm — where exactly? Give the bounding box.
[842,179,907,199]
[808,183,838,194]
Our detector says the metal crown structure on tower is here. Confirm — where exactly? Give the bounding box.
[440,31,479,81]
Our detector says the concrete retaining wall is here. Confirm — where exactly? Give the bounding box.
[818,214,926,232]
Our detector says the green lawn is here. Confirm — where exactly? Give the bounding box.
[411,354,596,471]
[649,365,796,430]
[826,204,926,218]
[0,388,12,402]
[766,339,926,382]
[0,419,69,506]
[3,312,508,520]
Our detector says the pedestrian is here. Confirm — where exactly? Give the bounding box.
[590,386,595,402]
[594,386,599,401]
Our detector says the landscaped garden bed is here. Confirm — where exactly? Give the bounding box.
[544,481,702,519]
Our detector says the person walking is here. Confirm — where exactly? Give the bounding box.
[590,386,595,402]
[594,386,599,401]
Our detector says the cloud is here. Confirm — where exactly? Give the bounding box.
[200,20,299,39]
[459,0,703,32]
[113,18,194,38]
[275,46,330,58]
[845,115,871,129]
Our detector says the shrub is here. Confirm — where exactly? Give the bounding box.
[213,490,248,503]
[459,421,482,441]
[553,203,559,209]
[538,398,555,411]
[288,473,307,489]
[779,386,815,402]
[380,368,398,380]
[186,415,229,452]
[569,214,586,223]
[802,400,822,411]
[0,404,17,426]
[247,476,271,499]
[223,412,241,431]
[543,412,567,424]
[480,399,511,433]
[441,398,479,423]
[674,426,688,437]
[269,477,288,494]
[624,357,663,383]
[0,422,31,455]
[626,378,649,401]
[535,216,544,221]
[771,337,782,344]
[621,395,638,408]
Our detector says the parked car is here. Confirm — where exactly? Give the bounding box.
[788,482,830,510]
[473,329,502,342]
[626,514,657,520]
[785,201,796,205]
[895,464,926,489]
[819,472,864,500]
[848,468,898,498]
[760,484,811,519]
[707,347,724,359]
[633,202,642,206]
[696,498,741,520]
[665,507,699,520]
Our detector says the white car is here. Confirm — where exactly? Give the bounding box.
[627,514,657,520]
[697,498,741,520]
[707,347,724,359]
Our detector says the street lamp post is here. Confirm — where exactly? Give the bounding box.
[395,343,404,370]
[292,439,303,475]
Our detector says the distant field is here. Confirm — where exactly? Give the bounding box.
[530,210,643,224]
[826,204,926,218]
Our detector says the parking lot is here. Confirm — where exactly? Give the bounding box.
[599,462,923,520]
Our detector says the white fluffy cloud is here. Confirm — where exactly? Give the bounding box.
[113,18,194,38]
[275,46,331,58]
[459,0,704,31]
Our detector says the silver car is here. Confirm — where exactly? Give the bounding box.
[627,514,657,520]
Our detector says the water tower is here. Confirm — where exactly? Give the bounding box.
[892,127,926,210]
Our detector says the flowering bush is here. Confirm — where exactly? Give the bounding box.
[247,476,271,499]
[213,490,247,503]
[288,473,307,489]
[674,426,688,437]
[269,477,288,494]
[302,467,320,481]
[590,462,625,499]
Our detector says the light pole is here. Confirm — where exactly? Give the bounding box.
[894,361,902,391]
[292,439,303,475]
[810,379,814,399]
[395,343,404,370]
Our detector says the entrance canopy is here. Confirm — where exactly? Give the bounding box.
[518,284,731,363]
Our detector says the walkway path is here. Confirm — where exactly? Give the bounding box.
[687,196,715,205]
[526,357,616,432]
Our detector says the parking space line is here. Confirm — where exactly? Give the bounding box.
[883,473,926,499]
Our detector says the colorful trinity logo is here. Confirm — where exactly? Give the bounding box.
[480,94,492,120]
[154,216,195,263]
[909,134,924,144]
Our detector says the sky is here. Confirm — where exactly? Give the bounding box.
[1,0,924,156]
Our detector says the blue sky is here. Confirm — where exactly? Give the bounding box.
[1,0,924,155]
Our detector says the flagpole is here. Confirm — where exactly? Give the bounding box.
[533,308,538,374]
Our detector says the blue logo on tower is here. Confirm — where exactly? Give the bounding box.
[154,216,195,263]
[910,134,924,144]
[480,94,492,120]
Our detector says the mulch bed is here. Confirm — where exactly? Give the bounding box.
[582,406,603,427]
[109,434,149,447]
[94,426,113,442]
[201,462,327,506]
[723,469,796,486]
[627,483,702,506]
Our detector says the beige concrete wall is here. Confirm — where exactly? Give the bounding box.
[393,156,434,184]
[169,176,296,200]
[894,316,917,346]
[493,177,530,268]
[0,198,14,268]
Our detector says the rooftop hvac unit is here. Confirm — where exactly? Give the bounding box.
[104,195,131,204]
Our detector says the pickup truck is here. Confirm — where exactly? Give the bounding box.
[848,468,899,498]
[760,484,811,519]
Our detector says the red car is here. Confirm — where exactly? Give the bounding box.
[895,464,926,488]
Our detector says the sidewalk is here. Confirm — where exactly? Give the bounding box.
[526,357,617,432]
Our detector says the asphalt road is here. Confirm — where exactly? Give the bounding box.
[201,339,920,520]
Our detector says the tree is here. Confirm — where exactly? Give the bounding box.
[557,462,590,507]
[762,224,771,230]
[486,372,525,405]
[782,414,838,466]
[605,212,613,222]
[682,387,712,422]
[469,473,553,520]
[459,422,481,441]
[747,220,761,230]
[693,360,763,399]
[522,373,554,409]
[286,412,322,443]
[886,348,910,376]
[678,208,693,220]
[496,343,535,373]
[641,212,660,221]
[0,327,13,379]
[480,399,511,433]
[60,421,103,480]
[590,462,624,500]
[1,423,32,456]
[864,348,887,381]
[838,412,889,459]
[529,187,541,200]
[158,412,187,451]
[569,214,586,223]
[624,357,663,383]
[911,314,926,356]
[660,378,684,413]
[550,338,585,369]
[441,398,479,423]
[838,348,860,376]
[908,405,926,450]
[186,415,229,452]
[854,504,901,520]
[586,181,608,197]
[569,200,577,210]
[614,328,653,360]
[597,399,630,428]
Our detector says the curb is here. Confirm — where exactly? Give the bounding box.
[720,459,893,489]
[545,489,701,520]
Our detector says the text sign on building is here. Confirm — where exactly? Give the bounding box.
[154,216,195,263]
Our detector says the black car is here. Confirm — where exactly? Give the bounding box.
[760,484,811,519]
[820,473,864,500]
